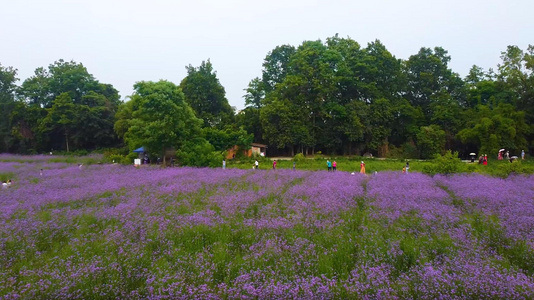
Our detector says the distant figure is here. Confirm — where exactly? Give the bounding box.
[157,157,161,165]
[255,160,259,169]
[1,181,7,190]
[49,152,53,155]
[78,163,83,170]
[498,150,503,160]
[327,160,332,172]
[170,157,175,167]
[505,151,510,160]
[40,169,43,176]
[522,150,525,160]
[7,180,12,187]
[483,154,488,166]
[402,166,406,174]
[332,161,337,172]
[293,161,296,170]
[478,155,483,164]
[360,161,366,174]
[222,159,226,169]
[272,160,277,170]
[405,162,410,174]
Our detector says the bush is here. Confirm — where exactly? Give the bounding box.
[177,139,222,168]
[293,153,305,162]
[422,150,464,175]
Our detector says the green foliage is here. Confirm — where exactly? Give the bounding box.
[177,139,222,167]
[422,150,464,175]
[293,153,305,162]
[122,80,203,157]
[203,126,252,152]
[416,124,446,159]
[180,60,234,128]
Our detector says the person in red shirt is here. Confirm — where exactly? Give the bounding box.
[273,160,277,170]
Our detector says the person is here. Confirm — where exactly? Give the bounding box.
[40,169,43,176]
[1,181,7,189]
[332,161,337,172]
[170,157,175,167]
[522,150,525,160]
[293,161,296,170]
[7,180,12,187]
[78,163,83,170]
[405,161,410,174]
[505,151,510,160]
[222,159,226,169]
[255,160,259,169]
[272,160,277,170]
[483,154,488,166]
[478,155,483,164]
[360,161,366,174]
[402,166,406,174]
[327,160,332,172]
[498,150,503,160]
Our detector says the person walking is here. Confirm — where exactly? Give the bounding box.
[273,160,277,170]
[332,161,337,172]
[360,161,366,174]
[483,154,488,165]
[293,161,296,170]
[522,150,525,160]
[405,161,410,174]
[327,160,332,172]
[255,160,259,169]
[222,159,226,169]
[505,151,510,160]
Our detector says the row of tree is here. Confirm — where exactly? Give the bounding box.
[239,35,534,158]
[0,59,250,164]
[1,36,533,160]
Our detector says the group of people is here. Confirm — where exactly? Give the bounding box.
[326,160,338,172]
[1,180,13,189]
[497,149,526,162]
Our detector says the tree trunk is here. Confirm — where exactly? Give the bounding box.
[65,130,69,152]
[162,146,166,167]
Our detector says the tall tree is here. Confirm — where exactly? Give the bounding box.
[121,80,203,161]
[38,93,78,152]
[0,64,18,152]
[261,45,296,93]
[180,60,234,128]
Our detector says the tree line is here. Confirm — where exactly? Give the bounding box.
[1,35,533,161]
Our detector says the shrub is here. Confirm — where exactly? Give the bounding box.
[422,150,464,175]
[293,153,305,162]
[177,139,222,168]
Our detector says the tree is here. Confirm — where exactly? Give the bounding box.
[38,93,78,152]
[0,64,19,152]
[457,103,529,155]
[404,47,465,120]
[416,124,446,159]
[260,98,310,156]
[261,45,296,93]
[180,60,234,128]
[121,80,203,162]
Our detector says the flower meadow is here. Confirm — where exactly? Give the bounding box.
[1,161,534,299]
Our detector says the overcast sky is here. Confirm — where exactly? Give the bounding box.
[1,0,533,109]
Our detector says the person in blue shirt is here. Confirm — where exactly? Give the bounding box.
[327,160,332,172]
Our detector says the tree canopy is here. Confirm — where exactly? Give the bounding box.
[2,37,534,161]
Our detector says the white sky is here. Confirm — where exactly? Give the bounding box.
[1,0,533,109]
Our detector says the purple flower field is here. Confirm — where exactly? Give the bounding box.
[1,161,534,299]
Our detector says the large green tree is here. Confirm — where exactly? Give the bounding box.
[121,80,203,162]
[0,64,19,152]
[180,60,234,128]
